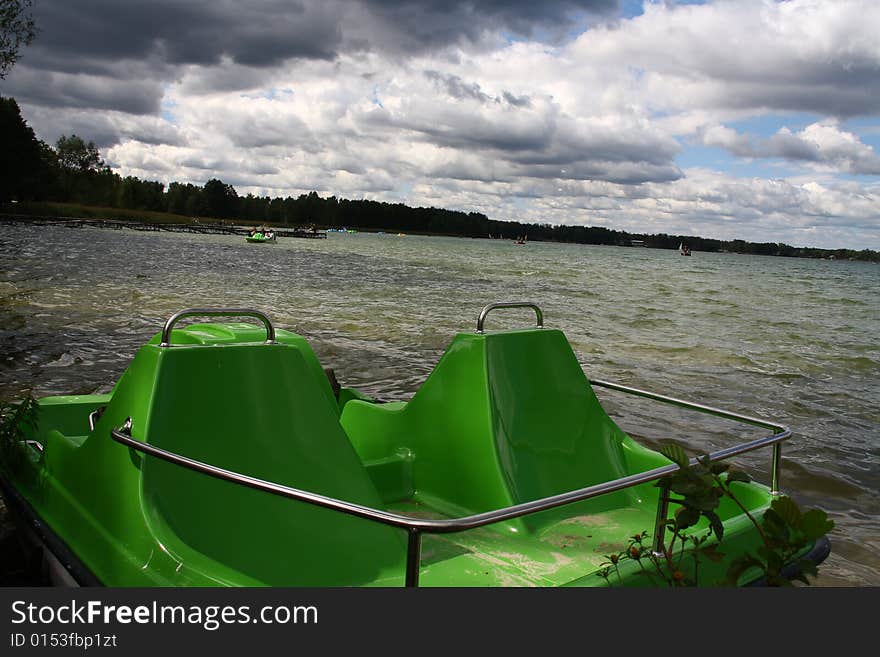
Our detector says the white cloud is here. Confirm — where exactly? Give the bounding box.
[7,0,880,249]
[700,120,880,174]
[573,0,880,118]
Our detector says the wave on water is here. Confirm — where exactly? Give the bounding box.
[1,225,878,585]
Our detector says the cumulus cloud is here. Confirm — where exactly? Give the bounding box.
[573,0,880,118]
[5,0,624,138]
[701,121,880,175]
[4,0,880,249]
[3,67,163,115]
[21,1,343,71]
[410,169,880,249]
[16,0,618,74]
[18,105,185,150]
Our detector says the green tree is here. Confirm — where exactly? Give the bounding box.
[201,178,239,219]
[117,176,164,211]
[166,181,201,216]
[55,134,105,172]
[52,134,119,205]
[1,0,37,79]
[0,95,51,203]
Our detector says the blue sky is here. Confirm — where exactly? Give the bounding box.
[3,0,879,249]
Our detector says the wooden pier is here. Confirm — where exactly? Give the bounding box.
[0,214,327,238]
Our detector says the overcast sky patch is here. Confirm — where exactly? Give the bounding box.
[3,0,879,249]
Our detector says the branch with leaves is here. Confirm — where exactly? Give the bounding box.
[598,443,833,587]
[0,0,38,79]
[0,393,39,471]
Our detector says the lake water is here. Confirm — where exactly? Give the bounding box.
[1,223,877,586]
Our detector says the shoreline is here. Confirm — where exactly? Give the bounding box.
[3,205,877,261]
[0,213,327,239]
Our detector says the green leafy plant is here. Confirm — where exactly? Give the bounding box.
[0,393,39,472]
[724,495,834,586]
[598,443,833,587]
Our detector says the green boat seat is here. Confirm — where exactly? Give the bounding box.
[484,329,658,529]
[341,333,520,522]
[341,328,664,533]
[147,322,340,415]
[18,323,405,586]
[28,321,405,586]
[137,341,405,585]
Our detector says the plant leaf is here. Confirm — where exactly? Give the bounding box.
[709,462,730,475]
[704,510,724,541]
[725,469,751,485]
[724,554,764,585]
[675,507,700,530]
[771,495,802,527]
[689,491,722,512]
[801,509,834,540]
[762,509,790,543]
[668,476,705,496]
[660,444,689,469]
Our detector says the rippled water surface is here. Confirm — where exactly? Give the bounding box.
[1,223,878,586]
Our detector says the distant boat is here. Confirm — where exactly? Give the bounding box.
[679,242,691,256]
[246,230,276,243]
[515,235,527,245]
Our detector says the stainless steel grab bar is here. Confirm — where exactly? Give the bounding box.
[589,379,789,495]
[110,381,790,587]
[88,406,106,432]
[24,440,44,455]
[160,308,276,346]
[476,302,544,334]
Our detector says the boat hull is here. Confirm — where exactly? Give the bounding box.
[0,466,833,587]
[0,474,96,586]
[0,311,833,587]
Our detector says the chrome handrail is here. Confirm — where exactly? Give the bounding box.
[589,379,790,494]
[110,382,790,587]
[24,439,44,455]
[476,302,544,334]
[88,406,106,432]
[160,308,276,346]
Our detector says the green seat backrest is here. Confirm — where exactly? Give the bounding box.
[341,334,520,520]
[140,343,404,585]
[484,329,636,529]
[147,322,339,414]
[341,328,639,532]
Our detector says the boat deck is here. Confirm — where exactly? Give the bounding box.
[387,499,655,586]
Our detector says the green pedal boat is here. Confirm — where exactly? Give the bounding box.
[245,231,275,243]
[0,304,830,587]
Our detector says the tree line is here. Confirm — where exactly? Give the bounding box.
[1,96,877,262]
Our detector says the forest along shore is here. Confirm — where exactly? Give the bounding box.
[0,214,327,239]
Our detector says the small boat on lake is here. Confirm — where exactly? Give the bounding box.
[679,242,691,256]
[0,304,830,586]
[246,230,276,243]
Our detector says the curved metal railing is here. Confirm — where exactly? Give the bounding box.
[475,302,544,334]
[159,308,276,346]
[110,381,790,587]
